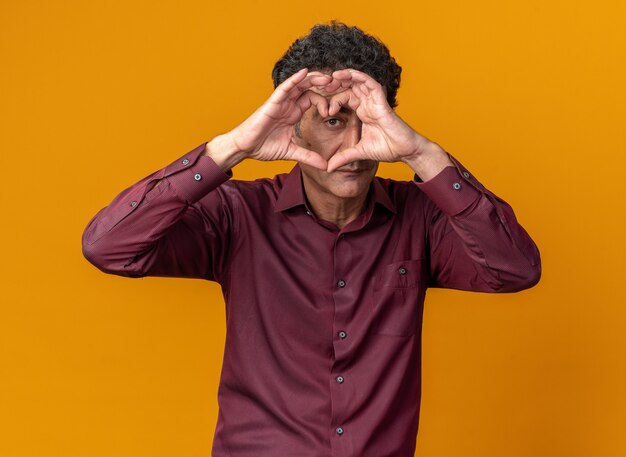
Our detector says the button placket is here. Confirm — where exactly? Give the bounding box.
[330,234,353,446]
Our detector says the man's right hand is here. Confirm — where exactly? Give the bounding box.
[205,69,338,171]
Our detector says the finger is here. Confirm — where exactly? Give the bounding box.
[298,74,332,89]
[332,69,384,97]
[342,69,382,92]
[272,70,331,104]
[350,83,368,101]
[320,77,342,94]
[329,90,350,116]
[297,90,329,118]
[288,143,328,170]
[329,90,360,116]
[335,70,390,108]
[327,147,365,172]
[338,78,355,90]
[305,70,333,82]
[273,68,309,101]
[291,74,332,99]
[331,69,353,81]
[327,70,357,91]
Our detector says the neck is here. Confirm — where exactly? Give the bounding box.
[301,175,369,230]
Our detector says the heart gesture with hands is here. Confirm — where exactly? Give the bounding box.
[324,69,430,173]
[208,67,450,180]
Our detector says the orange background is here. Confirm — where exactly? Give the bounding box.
[1,1,625,456]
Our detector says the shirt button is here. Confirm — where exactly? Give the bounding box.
[336,375,345,383]
[130,201,137,207]
[399,267,407,275]
[337,280,346,288]
[182,159,190,165]
[306,210,312,216]
[463,171,470,178]
[194,173,202,181]
[336,426,344,435]
[338,330,347,339]
[452,182,461,190]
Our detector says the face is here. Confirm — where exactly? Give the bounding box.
[295,89,378,201]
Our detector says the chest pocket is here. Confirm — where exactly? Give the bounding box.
[370,258,428,337]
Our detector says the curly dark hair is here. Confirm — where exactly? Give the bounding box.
[272,21,402,108]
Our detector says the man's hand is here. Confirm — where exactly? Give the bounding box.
[206,69,340,171]
[326,69,453,180]
[206,67,452,180]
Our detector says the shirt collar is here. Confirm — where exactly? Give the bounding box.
[274,164,396,214]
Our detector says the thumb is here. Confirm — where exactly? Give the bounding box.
[288,143,328,170]
[327,147,363,173]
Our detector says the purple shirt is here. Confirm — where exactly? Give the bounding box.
[83,142,540,456]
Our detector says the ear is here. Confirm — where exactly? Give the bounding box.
[291,113,312,149]
[294,120,303,139]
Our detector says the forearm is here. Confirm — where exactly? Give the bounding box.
[416,154,541,292]
[82,142,231,278]
[443,193,541,292]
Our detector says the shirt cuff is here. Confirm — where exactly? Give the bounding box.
[164,142,232,203]
[414,163,482,216]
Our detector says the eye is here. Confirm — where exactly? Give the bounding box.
[325,118,343,128]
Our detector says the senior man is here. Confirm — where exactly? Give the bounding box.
[83,21,540,457]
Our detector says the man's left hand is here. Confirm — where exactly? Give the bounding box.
[325,69,453,180]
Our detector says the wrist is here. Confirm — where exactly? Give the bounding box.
[204,133,246,172]
[402,141,454,182]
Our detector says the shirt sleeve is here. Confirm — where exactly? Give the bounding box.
[82,142,234,282]
[414,154,541,292]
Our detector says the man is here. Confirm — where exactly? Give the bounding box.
[83,22,540,457]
